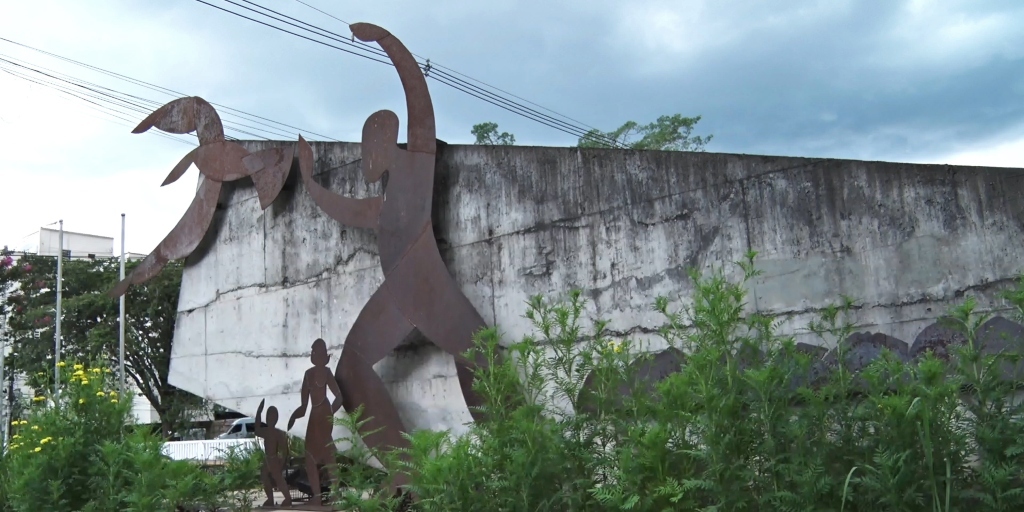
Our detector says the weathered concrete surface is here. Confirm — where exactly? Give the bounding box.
[168,142,1024,441]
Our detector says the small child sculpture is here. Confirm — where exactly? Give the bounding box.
[255,398,292,508]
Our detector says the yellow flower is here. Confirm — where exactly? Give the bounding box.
[79,398,85,404]
[30,425,39,431]
[73,370,85,377]
[36,372,44,376]
[108,391,118,398]
[96,391,106,397]
[12,435,20,439]
[20,420,28,425]
[40,437,51,444]
[103,368,111,373]
[90,368,101,374]
[110,399,119,404]
[73,364,83,370]
[32,396,46,402]
[33,447,41,452]
[9,444,18,450]
[607,340,623,353]
[80,379,89,385]
[57,361,66,367]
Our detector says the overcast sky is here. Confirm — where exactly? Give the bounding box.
[1,0,1022,254]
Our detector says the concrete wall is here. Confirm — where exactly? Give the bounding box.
[168,142,1024,442]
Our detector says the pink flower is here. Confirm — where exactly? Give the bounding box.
[0,256,12,269]
[22,264,32,272]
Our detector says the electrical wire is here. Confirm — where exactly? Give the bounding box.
[0,56,274,141]
[232,0,621,146]
[195,0,627,147]
[0,66,195,146]
[0,36,339,141]
[289,0,608,134]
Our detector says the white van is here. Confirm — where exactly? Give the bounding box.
[216,417,256,439]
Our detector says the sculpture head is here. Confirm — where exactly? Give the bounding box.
[361,110,400,184]
[265,405,279,426]
[311,338,330,367]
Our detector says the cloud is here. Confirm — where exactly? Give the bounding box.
[1,0,1023,250]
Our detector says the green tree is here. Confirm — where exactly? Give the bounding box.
[471,122,516,145]
[578,114,713,151]
[2,255,206,437]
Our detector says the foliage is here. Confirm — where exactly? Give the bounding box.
[578,113,713,151]
[209,443,265,512]
[470,113,713,152]
[471,122,516,145]
[2,255,207,437]
[0,360,218,511]
[332,253,1024,512]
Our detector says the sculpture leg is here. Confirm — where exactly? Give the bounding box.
[305,457,324,506]
[260,467,275,506]
[271,463,292,506]
[390,259,490,423]
[334,284,417,495]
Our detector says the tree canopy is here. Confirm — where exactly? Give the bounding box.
[471,122,516,145]
[1,254,205,436]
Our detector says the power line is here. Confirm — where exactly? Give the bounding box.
[0,66,195,146]
[232,0,621,146]
[0,36,339,141]
[289,0,607,135]
[196,0,627,148]
[0,56,276,141]
[192,0,393,66]
[223,0,612,143]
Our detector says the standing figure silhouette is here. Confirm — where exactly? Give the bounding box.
[287,338,344,506]
[296,22,489,494]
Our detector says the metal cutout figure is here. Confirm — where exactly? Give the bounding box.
[255,399,293,508]
[296,22,489,494]
[287,338,344,507]
[108,96,294,298]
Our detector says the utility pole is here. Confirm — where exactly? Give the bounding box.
[0,313,7,449]
[119,214,126,396]
[54,220,63,399]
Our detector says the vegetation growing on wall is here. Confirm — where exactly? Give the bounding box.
[470,113,713,151]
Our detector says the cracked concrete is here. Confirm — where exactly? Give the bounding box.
[168,142,1024,442]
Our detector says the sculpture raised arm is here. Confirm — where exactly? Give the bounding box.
[350,23,436,154]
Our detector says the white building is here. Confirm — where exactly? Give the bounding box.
[19,227,115,260]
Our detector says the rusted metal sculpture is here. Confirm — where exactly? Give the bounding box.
[255,399,292,508]
[108,96,294,298]
[115,21,491,499]
[295,22,490,496]
[287,338,343,507]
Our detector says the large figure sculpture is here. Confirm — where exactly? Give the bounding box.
[111,20,489,499]
[296,22,489,492]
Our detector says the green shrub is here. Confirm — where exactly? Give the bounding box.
[1,361,218,511]
[361,253,1024,512]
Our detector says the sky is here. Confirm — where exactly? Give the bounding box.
[1,0,1022,254]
